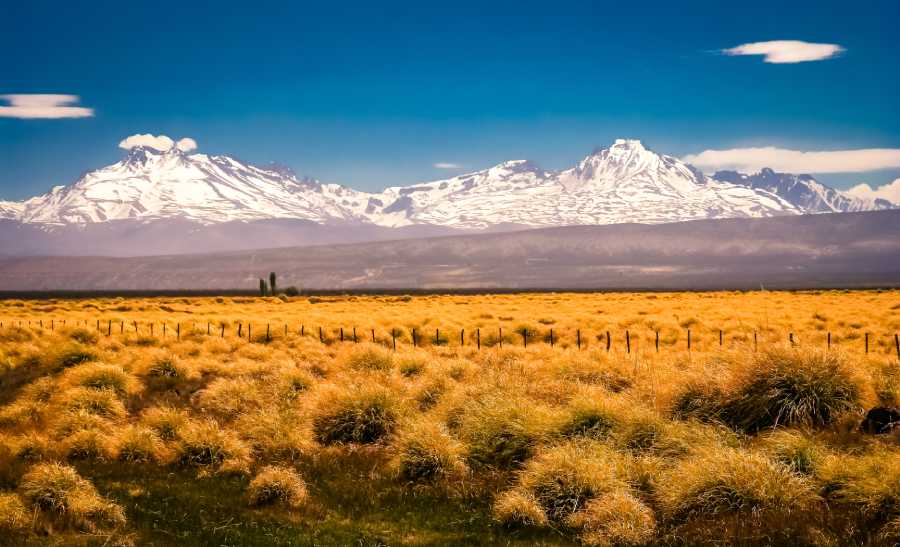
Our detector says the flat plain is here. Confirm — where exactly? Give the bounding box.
[1,290,899,545]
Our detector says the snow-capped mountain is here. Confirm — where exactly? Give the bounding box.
[371,139,799,228]
[712,168,894,213]
[14,146,375,225]
[8,138,890,235]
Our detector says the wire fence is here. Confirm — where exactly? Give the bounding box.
[2,317,900,359]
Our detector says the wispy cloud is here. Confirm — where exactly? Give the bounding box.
[721,40,844,63]
[0,94,94,119]
[119,134,197,152]
[434,162,462,169]
[683,146,900,174]
[846,179,900,204]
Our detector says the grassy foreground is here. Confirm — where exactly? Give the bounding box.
[0,291,899,545]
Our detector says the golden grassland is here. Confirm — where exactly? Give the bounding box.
[0,290,898,546]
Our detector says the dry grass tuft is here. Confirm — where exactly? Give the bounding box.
[246,465,308,508]
[565,490,656,547]
[312,384,399,445]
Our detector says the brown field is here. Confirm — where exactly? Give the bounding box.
[1,290,899,545]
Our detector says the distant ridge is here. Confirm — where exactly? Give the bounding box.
[1,210,898,291]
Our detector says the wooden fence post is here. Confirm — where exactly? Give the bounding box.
[827,332,831,350]
[108,320,112,336]
[549,328,554,347]
[120,322,124,334]
[391,329,396,351]
[753,331,757,352]
[134,320,138,333]
[435,328,440,346]
[719,330,723,347]
[301,325,305,337]
[340,327,344,342]
[150,323,154,336]
[865,333,869,354]
[266,324,270,342]
[207,322,210,335]
[238,323,242,338]
[284,324,287,337]
[626,330,631,354]
[221,324,225,338]
[789,332,794,346]
[895,334,899,361]
[499,327,502,349]
[372,328,376,343]
[687,329,691,352]
[576,329,581,350]
[655,331,659,352]
[412,328,417,348]
[522,328,527,348]
[353,327,357,343]
[319,327,323,343]
[177,323,181,341]
[606,331,611,352]
[460,329,465,346]
[248,323,251,341]
[476,328,481,350]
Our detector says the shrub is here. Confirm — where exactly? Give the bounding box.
[395,420,467,483]
[516,442,629,522]
[492,490,548,527]
[246,466,308,507]
[312,385,398,445]
[0,492,29,534]
[658,447,820,541]
[721,348,862,432]
[565,490,656,547]
[19,463,126,532]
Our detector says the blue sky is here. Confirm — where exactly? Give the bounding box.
[2,0,899,200]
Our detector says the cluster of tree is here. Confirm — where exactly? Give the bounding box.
[258,272,299,296]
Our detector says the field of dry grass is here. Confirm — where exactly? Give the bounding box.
[0,290,899,545]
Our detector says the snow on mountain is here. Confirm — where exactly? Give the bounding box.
[713,168,895,213]
[0,200,23,220]
[15,146,372,225]
[5,138,812,230]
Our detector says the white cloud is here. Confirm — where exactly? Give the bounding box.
[722,40,844,63]
[176,137,197,152]
[0,94,94,119]
[118,133,198,152]
[434,162,462,169]
[845,179,900,204]
[683,147,900,174]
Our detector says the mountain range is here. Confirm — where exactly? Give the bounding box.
[0,138,894,256]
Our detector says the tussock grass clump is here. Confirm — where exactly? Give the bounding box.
[115,425,167,463]
[0,326,33,343]
[344,344,394,372]
[246,465,308,508]
[176,419,252,473]
[452,393,556,470]
[51,345,99,369]
[19,462,126,532]
[658,447,820,541]
[395,420,467,484]
[817,450,900,525]
[760,430,828,475]
[59,387,127,420]
[194,377,263,419]
[58,429,117,461]
[312,385,399,445]
[565,490,656,547]
[721,348,863,432]
[62,362,140,396]
[67,327,98,345]
[492,490,548,527]
[0,492,30,534]
[515,442,630,522]
[669,379,727,423]
[558,394,621,440]
[140,406,188,441]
